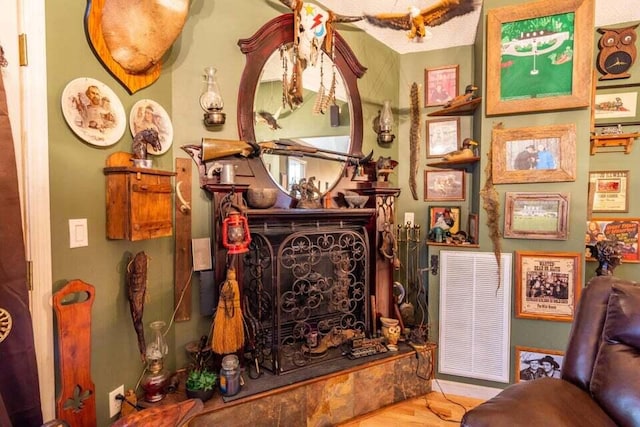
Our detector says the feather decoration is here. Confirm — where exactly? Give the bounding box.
[364,0,477,39]
[479,137,502,290]
[409,82,420,200]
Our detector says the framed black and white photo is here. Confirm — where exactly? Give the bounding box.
[515,346,565,383]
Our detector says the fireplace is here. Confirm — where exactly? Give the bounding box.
[241,208,374,375]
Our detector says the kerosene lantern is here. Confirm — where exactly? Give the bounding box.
[222,211,251,254]
[200,66,225,126]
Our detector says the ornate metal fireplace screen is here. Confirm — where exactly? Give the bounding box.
[242,224,370,375]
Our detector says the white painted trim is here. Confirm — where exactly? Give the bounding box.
[21,0,54,421]
[431,379,502,401]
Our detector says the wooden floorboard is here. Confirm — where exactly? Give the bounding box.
[337,392,484,426]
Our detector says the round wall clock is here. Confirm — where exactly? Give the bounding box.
[596,25,638,81]
[129,99,173,155]
[61,77,126,146]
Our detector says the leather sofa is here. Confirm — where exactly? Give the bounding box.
[462,276,640,427]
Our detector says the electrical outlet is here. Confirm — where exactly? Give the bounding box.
[404,212,415,227]
[109,385,124,418]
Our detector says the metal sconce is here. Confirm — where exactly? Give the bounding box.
[200,66,226,126]
[377,100,395,144]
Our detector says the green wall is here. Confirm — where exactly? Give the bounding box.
[44,0,639,425]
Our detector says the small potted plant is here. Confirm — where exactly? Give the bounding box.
[185,336,217,402]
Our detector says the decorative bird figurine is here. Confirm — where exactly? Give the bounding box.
[444,83,478,108]
[255,107,283,130]
[442,138,478,161]
[364,0,477,41]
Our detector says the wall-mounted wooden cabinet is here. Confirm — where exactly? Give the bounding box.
[104,166,175,241]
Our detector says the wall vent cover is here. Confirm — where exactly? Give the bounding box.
[438,250,512,383]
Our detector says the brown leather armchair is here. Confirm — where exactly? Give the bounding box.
[462,276,640,427]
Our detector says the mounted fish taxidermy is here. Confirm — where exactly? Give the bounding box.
[85,0,190,93]
[364,0,477,41]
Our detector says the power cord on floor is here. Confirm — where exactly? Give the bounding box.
[424,377,470,423]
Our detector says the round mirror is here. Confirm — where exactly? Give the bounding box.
[237,14,366,199]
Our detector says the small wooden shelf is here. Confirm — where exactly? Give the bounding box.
[427,156,479,170]
[590,132,638,155]
[428,97,482,116]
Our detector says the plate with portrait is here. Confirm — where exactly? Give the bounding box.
[129,99,173,155]
[61,77,126,146]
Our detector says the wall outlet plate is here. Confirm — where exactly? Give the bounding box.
[404,212,415,227]
[109,384,124,418]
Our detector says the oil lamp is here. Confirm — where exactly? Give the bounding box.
[200,66,225,126]
[377,100,395,144]
[222,211,251,254]
[141,320,169,403]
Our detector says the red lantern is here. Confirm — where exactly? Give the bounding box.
[222,211,251,254]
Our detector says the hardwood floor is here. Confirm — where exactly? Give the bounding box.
[337,391,484,426]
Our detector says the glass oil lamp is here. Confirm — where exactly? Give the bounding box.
[377,100,395,144]
[141,320,170,403]
[200,66,226,126]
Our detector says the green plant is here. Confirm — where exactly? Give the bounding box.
[186,369,217,392]
[186,335,217,391]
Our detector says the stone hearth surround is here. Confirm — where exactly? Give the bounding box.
[190,347,433,426]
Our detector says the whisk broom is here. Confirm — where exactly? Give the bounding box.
[212,266,245,354]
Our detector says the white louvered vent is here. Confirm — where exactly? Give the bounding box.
[439,250,512,383]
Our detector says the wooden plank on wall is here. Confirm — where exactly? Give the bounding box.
[174,158,192,321]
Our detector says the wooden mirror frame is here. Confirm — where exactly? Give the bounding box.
[237,13,366,158]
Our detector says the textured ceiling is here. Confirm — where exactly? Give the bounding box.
[312,0,640,55]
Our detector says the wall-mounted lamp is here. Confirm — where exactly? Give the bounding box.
[377,100,395,144]
[200,66,226,126]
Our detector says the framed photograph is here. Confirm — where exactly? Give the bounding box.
[589,170,629,213]
[428,206,461,237]
[424,170,465,201]
[515,251,581,322]
[585,218,640,263]
[424,65,459,107]
[492,123,576,184]
[515,346,565,383]
[593,86,640,126]
[426,118,460,158]
[468,213,479,244]
[485,0,593,115]
[504,192,570,240]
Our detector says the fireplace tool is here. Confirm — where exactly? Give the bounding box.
[395,222,422,328]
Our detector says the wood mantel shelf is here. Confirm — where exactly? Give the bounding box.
[427,156,479,170]
[590,132,639,155]
[427,97,482,116]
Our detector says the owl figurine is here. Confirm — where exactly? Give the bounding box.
[596,25,638,80]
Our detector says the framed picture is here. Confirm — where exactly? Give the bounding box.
[589,170,629,213]
[593,86,640,126]
[424,170,465,201]
[424,65,459,107]
[585,218,640,263]
[515,346,565,383]
[504,192,570,240]
[426,118,460,158]
[485,0,593,115]
[515,251,581,322]
[492,123,576,184]
[468,213,479,245]
[428,206,461,238]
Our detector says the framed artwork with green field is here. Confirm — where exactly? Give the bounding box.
[504,192,570,240]
[486,0,594,115]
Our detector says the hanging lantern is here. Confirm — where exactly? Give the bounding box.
[222,211,251,254]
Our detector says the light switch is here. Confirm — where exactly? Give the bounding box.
[69,218,88,248]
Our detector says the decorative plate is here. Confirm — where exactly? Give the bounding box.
[129,99,173,155]
[61,77,126,146]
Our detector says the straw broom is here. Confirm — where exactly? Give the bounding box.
[212,267,245,354]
